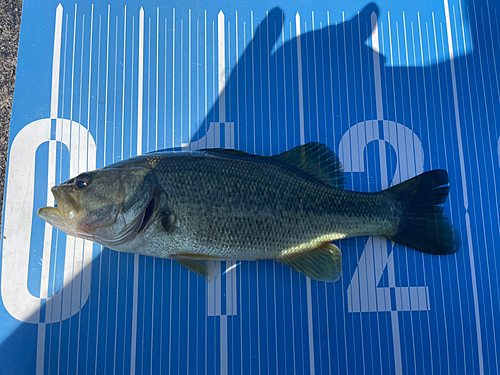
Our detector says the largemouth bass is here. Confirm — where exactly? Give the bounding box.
[38,142,460,282]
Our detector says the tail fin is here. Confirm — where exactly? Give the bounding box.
[385,169,461,255]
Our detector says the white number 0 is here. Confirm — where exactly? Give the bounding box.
[1,119,96,323]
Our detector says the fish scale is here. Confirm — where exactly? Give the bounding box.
[143,152,395,259]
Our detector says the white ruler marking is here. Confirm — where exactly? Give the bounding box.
[444,1,483,374]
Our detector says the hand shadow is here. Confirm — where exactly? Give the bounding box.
[190,3,384,156]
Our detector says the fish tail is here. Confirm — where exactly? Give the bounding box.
[385,169,461,255]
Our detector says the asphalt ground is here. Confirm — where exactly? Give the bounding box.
[0,0,22,227]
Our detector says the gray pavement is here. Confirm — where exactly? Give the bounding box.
[0,0,22,226]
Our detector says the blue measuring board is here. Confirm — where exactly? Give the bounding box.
[1,0,498,374]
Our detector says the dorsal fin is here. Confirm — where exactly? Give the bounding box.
[202,142,345,189]
[271,142,345,189]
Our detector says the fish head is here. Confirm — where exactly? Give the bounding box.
[38,166,157,247]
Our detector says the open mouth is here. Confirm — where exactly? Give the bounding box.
[43,186,79,219]
[51,187,64,216]
[37,186,83,236]
[37,205,63,223]
[37,187,63,222]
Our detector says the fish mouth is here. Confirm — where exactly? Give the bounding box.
[37,186,82,234]
[37,205,63,225]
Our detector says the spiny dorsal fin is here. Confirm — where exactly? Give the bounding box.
[203,142,345,189]
[201,148,251,157]
[278,243,342,282]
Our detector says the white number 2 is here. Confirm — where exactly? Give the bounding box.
[339,120,429,313]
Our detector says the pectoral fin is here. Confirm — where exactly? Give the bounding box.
[278,243,342,282]
[175,258,218,282]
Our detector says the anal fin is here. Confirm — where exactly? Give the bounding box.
[278,243,342,282]
[175,258,218,282]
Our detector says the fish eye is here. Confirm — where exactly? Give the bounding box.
[75,173,92,189]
